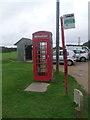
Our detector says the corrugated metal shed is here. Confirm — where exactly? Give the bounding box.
[14,37,32,61]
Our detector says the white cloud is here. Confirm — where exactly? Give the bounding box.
[0,0,89,46]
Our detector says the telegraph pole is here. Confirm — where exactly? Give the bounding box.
[56,0,60,72]
[78,37,80,45]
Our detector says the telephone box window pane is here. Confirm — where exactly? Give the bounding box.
[36,50,47,54]
[37,55,46,59]
[36,42,47,50]
[41,69,47,72]
[40,46,47,50]
[36,59,46,64]
[37,68,47,72]
[42,55,45,58]
[40,59,46,63]
[40,42,47,45]
[37,42,47,45]
[37,64,47,67]
[38,72,47,76]
[36,46,47,50]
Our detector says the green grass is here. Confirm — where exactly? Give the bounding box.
[0,53,2,119]
[2,52,88,118]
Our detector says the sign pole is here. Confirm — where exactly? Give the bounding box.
[60,17,68,95]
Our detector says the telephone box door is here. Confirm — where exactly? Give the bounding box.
[32,31,53,81]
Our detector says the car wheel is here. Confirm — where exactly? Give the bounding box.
[67,60,73,66]
[80,57,86,62]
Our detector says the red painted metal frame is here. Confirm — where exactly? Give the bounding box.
[32,31,53,81]
[60,17,68,95]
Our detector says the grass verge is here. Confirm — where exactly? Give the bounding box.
[2,52,88,118]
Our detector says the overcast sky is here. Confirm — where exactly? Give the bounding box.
[0,0,89,47]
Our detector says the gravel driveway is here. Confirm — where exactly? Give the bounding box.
[53,61,88,92]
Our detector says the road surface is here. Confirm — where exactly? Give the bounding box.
[53,61,88,93]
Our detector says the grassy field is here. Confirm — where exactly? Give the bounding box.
[0,53,2,119]
[2,52,88,118]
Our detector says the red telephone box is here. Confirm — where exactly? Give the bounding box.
[32,31,53,81]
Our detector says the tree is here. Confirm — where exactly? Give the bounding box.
[83,40,90,49]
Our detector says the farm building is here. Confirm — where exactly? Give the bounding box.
[14,37,32,62]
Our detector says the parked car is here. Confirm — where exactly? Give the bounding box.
[53,50,76,66]
[73,50,89,62]
[88,49,90,59]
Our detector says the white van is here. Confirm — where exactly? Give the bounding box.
[66,45,89,52]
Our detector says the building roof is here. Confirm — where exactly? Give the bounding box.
[14,37,32,45]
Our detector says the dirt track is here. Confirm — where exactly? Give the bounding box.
[53,61,88,92]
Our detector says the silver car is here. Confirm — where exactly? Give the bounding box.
[53,50,76,66]
[73,50,89,62]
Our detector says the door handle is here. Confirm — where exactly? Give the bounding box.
[46,55,49,59]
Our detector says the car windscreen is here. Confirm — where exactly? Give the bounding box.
[73,50,86,54]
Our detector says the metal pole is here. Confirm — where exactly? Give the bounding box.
[78,37,80,45]
[60,17,68,95]
[56,0,60,72]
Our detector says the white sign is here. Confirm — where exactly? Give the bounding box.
[34,35,48,38]
[63,13,75,29]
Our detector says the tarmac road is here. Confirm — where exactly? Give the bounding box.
[53,61,88,92]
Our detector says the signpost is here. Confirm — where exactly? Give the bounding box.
[60,17,68,95]
[60,13,75,95]
[63,13,75,29]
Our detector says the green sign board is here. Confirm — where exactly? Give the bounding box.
[64,19,75,24]
[63,14,75,29]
